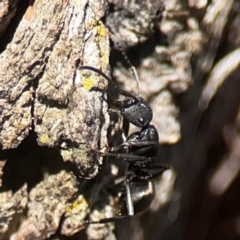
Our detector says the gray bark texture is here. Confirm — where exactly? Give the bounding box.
[0,0,240,240]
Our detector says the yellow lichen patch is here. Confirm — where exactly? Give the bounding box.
[95,22,109,68]
[38,134,50,144]
[83,77,94,91]
[96,24,108,38]
[66,195,88,214]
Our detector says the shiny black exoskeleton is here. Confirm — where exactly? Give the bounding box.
[80,65,169,223]
[97,124,168,222]
[111,124,159,156]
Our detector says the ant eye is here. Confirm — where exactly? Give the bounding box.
[139,117,144,123]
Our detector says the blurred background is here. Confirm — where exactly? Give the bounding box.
[106,0,240,240]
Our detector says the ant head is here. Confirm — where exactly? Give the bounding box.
[115,97,153,128]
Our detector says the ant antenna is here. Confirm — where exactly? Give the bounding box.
[80,66,139,101]
[110,33,141,97]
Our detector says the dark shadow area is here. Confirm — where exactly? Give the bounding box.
[0,130,69,192]
[0,0,32,52]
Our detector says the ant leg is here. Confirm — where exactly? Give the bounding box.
[110,142,129,152]
[87,180,133,224]
[125,179,134,216]
[111,144,154,155]
[89,148,149,163]
[104,152,153,164]
[131,145,156,155]
[145,164,170,171]
[111,140,158,155]
[140,164,170,179]
[128,140,158,148]
[117,141,158,155]
[122,118,129,142]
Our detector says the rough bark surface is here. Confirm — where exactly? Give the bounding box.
[0,0,240,240]
[0,0,109,178]
[0,0,111,239]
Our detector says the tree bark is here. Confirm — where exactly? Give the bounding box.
[1,0,240,240]
[0,0,110,239]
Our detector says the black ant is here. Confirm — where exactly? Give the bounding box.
[80,47,169,223]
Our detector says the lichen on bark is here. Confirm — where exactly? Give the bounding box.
[0,0,111,239]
